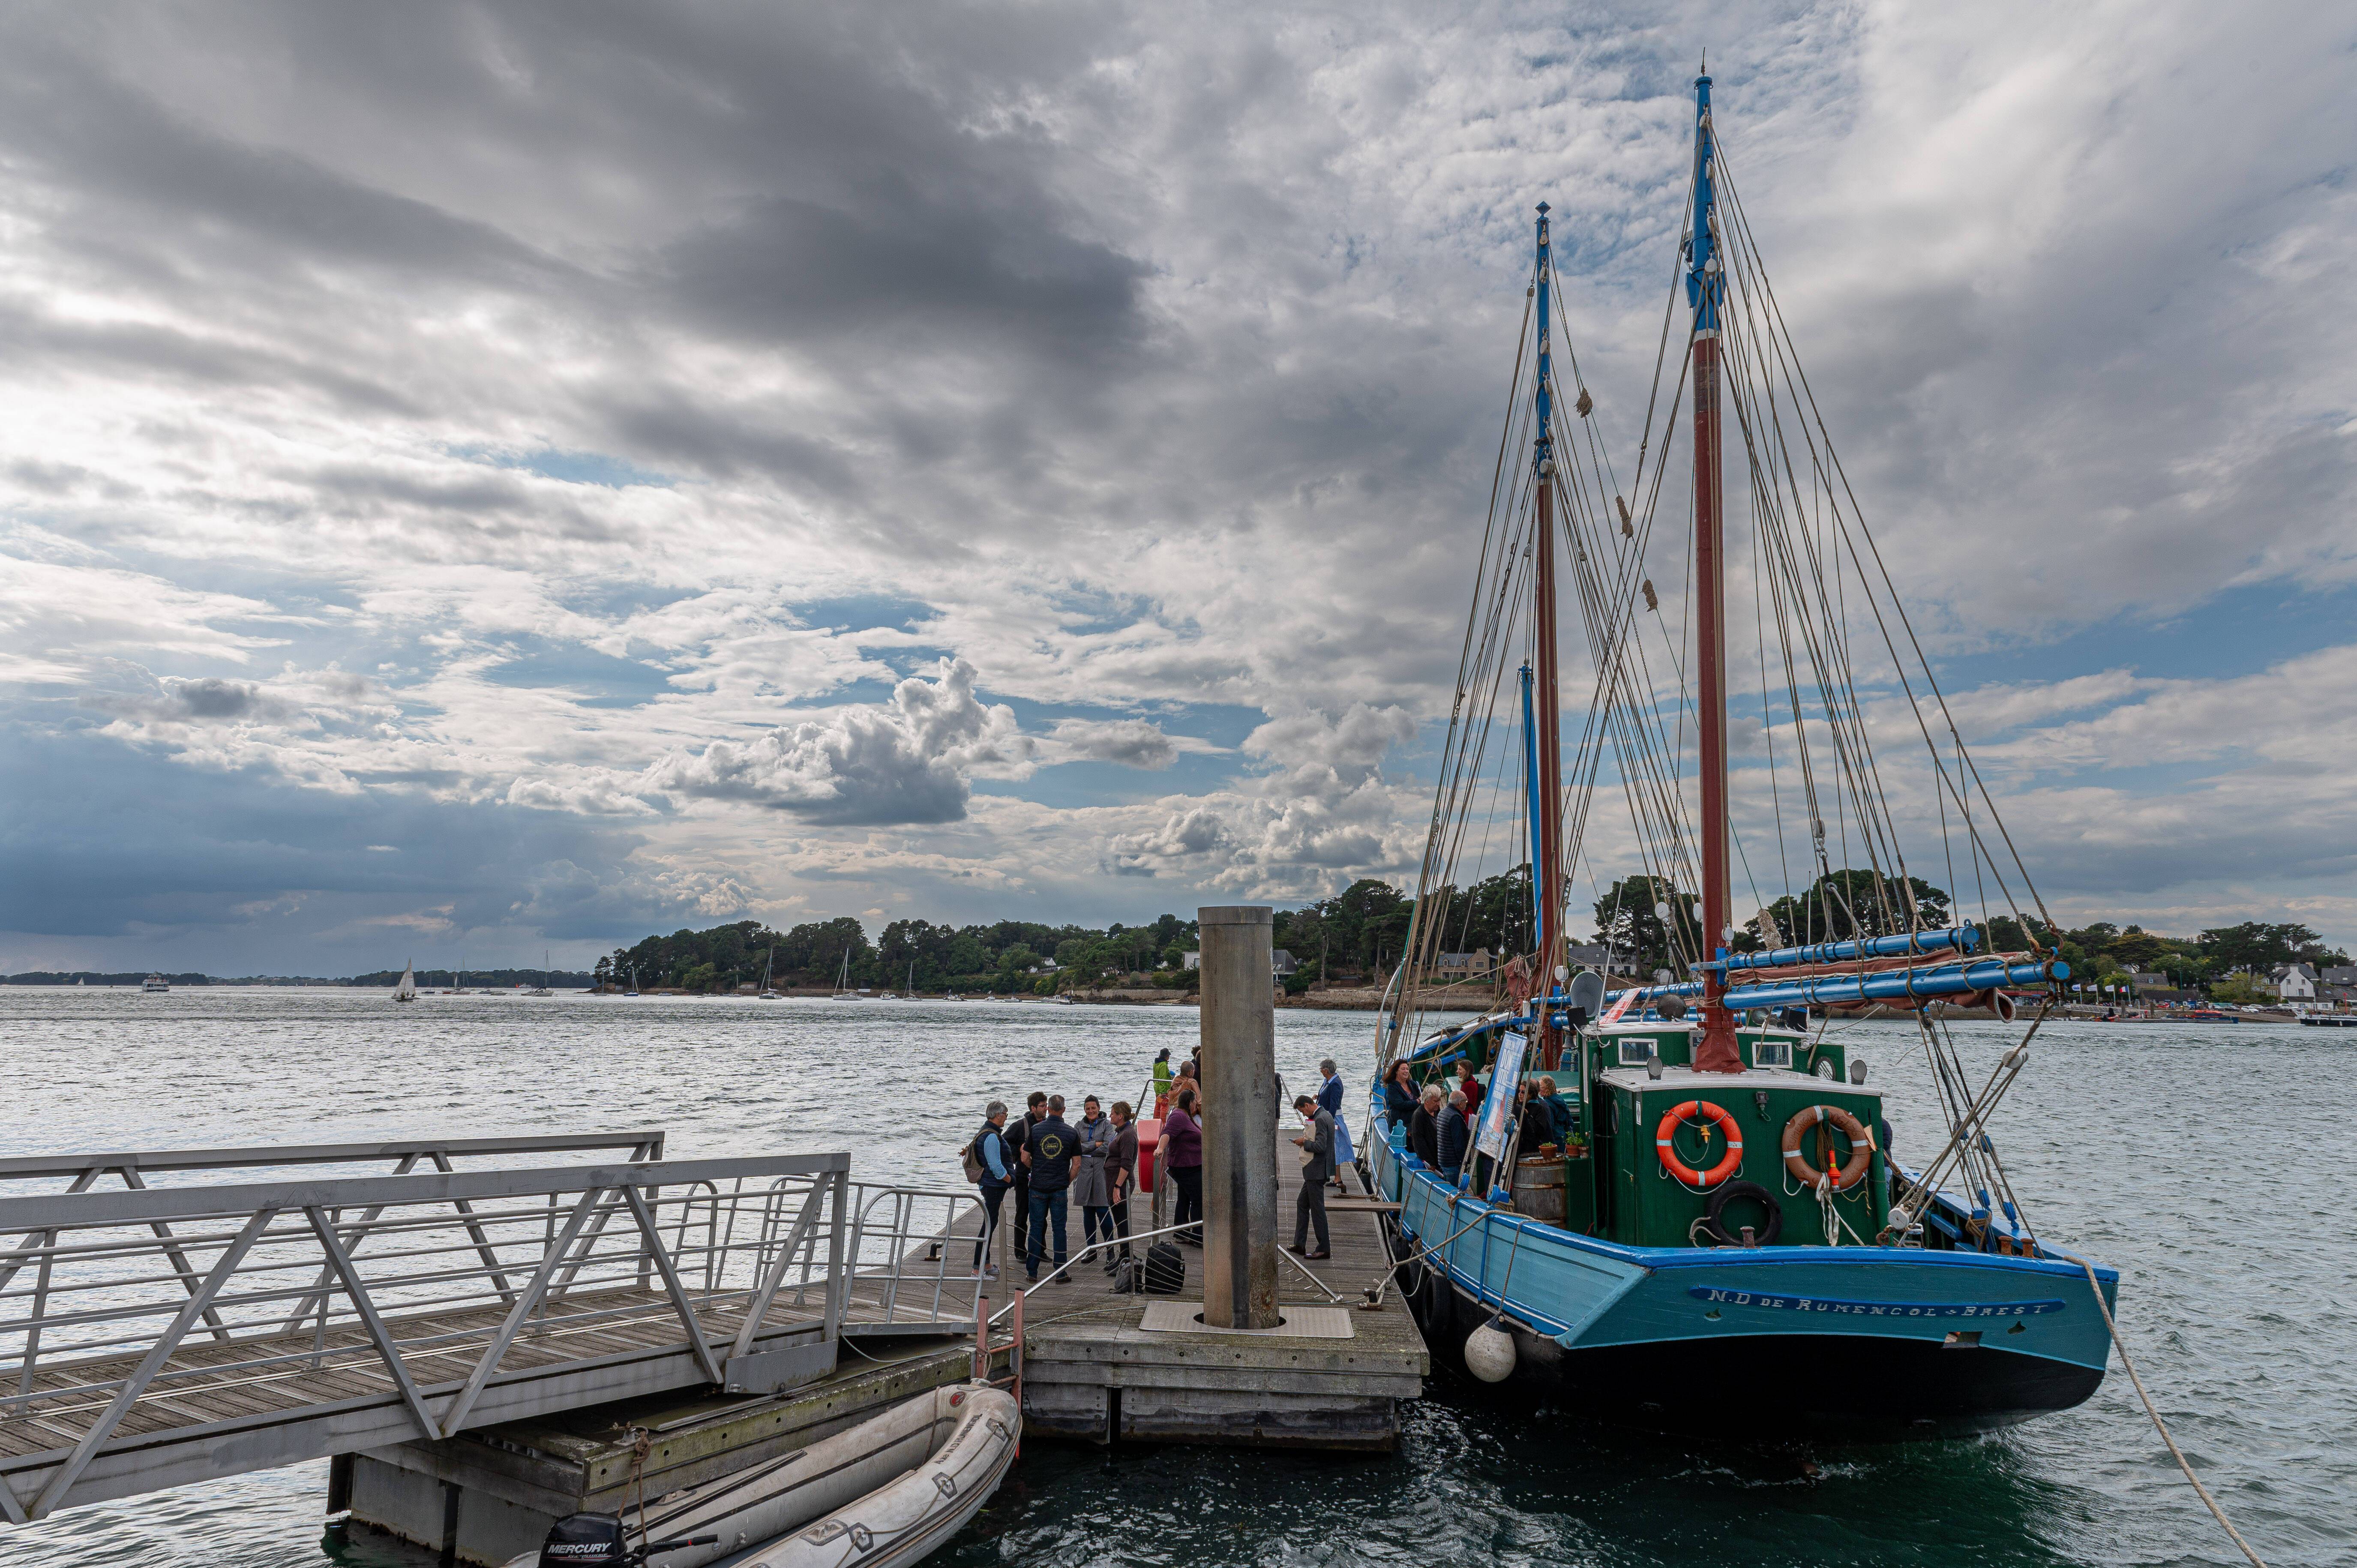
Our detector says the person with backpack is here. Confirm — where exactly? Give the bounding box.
[965,1101,1014,1279]
[1020,1095,1080,1285]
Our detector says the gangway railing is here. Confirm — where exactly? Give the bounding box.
[0,1130,669,1192]
[0,1153,846,1523]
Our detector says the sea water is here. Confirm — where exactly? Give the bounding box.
[0,988,2345,1567]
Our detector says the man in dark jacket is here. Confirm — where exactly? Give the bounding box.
[1438,1088,1471,1181]
[1517,1079,1557,1149]
[1289,1094,1334,1258]
[1010,1091,1046,1257]
[1020,1095,1080,1284]
[1408,1084,1442,1167]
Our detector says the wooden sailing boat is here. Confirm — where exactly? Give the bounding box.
[1366,73,2112,1439]
[393,960,418,1003]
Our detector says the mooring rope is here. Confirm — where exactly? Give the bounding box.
[2076,1256,2266,1568]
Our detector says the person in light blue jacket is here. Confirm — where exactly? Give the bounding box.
[969,1102,1014,1279]
[1315,1058,1354,1190]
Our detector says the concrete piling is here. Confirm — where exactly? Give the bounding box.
[1196,905,1278,1329]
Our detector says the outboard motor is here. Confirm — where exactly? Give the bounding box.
[539,1515,627,1568]
[535,1513,717,1568]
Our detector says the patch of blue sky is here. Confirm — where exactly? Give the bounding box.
[972,748,1241,810]
[786,593,936,633]
[447,445,674,489]
[1934,581,2357,694]
[479,641,678,708]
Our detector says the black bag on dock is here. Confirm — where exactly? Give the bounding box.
[1143,1241,1186,1295]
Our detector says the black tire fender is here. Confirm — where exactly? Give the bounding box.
[1702,1178,1783,1247]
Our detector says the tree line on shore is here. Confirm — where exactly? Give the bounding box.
[597,880,1425,995]
[592,863,2348,1001]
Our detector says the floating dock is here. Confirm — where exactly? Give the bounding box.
[1009,1140,1427,1451]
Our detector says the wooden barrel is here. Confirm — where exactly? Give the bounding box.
[1511,1156,1566,1223]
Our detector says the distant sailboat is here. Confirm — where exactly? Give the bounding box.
[393,961,418,1002]
[758,947,781,999]
[830,949,860,1000]
[626,964,641,997]
[528,950,553,997]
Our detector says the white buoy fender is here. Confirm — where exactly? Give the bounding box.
[1465,1317,1517,1382]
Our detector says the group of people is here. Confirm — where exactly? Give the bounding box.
[966,1050,1361,1286]
[966,1091,1147,1286]
[1382,1057,1574,1187]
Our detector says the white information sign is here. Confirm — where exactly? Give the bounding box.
[1474,1030,1528,1159]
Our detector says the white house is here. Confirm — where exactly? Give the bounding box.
[2271,962,2320,1001]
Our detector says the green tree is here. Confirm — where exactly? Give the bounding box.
[2208,971,2270,1005]
[1594,875,1700,977]
[2198,921,2346,971]
[1761,869,1950,947]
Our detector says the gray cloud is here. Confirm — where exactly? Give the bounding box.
[1048,717,1185,769]
[644,658,1035,825]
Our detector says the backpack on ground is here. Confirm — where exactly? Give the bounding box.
[1143,1240,1186,1295]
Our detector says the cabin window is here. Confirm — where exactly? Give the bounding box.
[1616,1038,1654,1067]
[1751,1039,1793,1069]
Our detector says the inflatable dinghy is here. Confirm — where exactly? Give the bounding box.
[511,1381,1019,1568]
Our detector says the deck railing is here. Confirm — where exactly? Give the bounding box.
[0,1154,848,1523]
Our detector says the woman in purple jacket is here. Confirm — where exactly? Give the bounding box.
[1158,1089,1205,1246]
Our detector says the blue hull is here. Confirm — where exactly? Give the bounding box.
[1370,1100,2117,1441]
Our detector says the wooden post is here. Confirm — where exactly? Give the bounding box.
[1197,905,1278,1329]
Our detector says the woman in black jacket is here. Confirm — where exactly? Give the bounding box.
[1383,1060,1419,1130]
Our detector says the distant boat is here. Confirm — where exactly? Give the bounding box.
[1047,993,1074,1006]
[393,961,417,1002]
[141,974,169,994]
[758,947,780,999]
[626,964,640,997]
[528,949,553,997]
[830,949,861,1000]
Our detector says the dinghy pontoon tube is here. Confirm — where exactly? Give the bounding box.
[510,1382,1020,1568]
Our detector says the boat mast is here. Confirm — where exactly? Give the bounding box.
[1687,72,1742,1073]
[1530,203,1566,1066]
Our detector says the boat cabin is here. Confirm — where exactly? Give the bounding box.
[1404,1013,1889,1251]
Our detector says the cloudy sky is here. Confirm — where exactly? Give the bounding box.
[3,1,2353,975]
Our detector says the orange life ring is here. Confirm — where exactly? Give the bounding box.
[1781,1104,1873,1191]
[1655,1100,1743,1187]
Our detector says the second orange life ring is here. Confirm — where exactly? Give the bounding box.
[1781,1104,1873,1191]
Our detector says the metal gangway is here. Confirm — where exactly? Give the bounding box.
[0,1134,988,1523]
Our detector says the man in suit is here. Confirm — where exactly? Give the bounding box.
[1289,1093,1334,1259]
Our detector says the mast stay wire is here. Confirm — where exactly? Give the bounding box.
[1709,132,2055,938]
